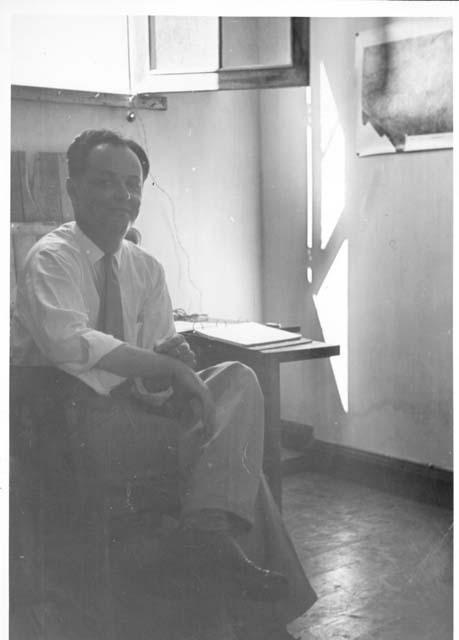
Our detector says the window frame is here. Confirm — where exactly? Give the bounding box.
[127,16,309,94]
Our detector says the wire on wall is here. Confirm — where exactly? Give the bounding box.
[153,181,204,313]
[133,109,204,313]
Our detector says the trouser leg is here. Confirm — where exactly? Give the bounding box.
[180,361,265,527]
[234,475,317,625]
[180,362,316,624]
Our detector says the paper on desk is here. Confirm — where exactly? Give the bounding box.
[175,321,195,333]
[193,322,303,347]
[175,320,220,334]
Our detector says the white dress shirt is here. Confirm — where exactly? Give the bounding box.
[11,222,176,395]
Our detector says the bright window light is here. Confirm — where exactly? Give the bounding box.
[314,240,349,413]
[320,62,346,249]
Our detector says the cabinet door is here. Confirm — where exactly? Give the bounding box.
[11,15,130,94]
[128,16,309,94]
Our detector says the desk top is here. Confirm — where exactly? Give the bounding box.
[253,339,339,357]
[185,331,340,364]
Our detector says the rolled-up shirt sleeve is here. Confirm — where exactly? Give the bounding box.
[20,248,124,377]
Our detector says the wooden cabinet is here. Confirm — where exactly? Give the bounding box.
[11,15,309,97]
[11,15,131,94]
[129,16,309,94]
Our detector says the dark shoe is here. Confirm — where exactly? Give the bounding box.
[232,608,301,640]
[159,529,289,602]
[234,620,300,640]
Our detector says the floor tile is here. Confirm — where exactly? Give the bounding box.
[282,471,453,640]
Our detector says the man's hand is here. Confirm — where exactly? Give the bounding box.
[98,341,214,434]
[170,361,216,437]
[155,334,197,369]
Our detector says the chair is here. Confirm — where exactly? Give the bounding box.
[9,216,176,637]
[10,218,232,639]
[10,370,232,640]
[10,363,194,638]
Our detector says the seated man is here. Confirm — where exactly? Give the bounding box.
[11,129,316,638]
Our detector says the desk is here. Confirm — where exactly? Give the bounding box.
[185,331,340,508]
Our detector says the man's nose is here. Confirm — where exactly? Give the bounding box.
[113,182,131,202]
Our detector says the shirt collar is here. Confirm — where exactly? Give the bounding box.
[74,223,123,266]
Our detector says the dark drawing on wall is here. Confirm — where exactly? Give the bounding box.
[356,19,453,156]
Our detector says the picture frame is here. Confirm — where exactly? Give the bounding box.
[355,19,453,157]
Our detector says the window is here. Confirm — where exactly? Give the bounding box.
[128,16,309,93]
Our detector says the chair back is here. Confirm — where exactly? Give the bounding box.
[11,150,71,313]
[10,150,140,313]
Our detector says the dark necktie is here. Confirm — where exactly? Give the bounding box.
[98,253,125,340]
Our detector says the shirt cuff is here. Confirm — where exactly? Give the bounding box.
[55,331,126,395]
[133,377,174,406]
[82,330,125,370]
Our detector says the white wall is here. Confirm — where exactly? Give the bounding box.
[11,89,263,321]
[11,15,130,94]
[260,17,453,470]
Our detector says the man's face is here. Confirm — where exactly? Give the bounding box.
[68,143,144,252]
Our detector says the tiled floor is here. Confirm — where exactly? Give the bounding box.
[283,472,453,640]
[11,469,453,639]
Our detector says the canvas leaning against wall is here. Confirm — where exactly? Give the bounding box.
[355,18,453,157]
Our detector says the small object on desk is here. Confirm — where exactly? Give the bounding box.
[173,308,209,322]
[192,322,303,347]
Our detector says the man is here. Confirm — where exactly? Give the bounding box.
[11,129,316,638]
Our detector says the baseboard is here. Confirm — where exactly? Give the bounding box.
[302,439,453,509]
[280,420,314,451]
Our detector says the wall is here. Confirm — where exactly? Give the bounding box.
[260,17,453,470]
[11,89,263,321]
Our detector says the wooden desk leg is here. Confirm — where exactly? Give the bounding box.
[255,361,282,510]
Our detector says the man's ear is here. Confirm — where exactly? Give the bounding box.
[66,177,75,201]
[66,177,79,214]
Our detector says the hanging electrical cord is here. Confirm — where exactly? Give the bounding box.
[153,180,204,314]
[133,109,204,313]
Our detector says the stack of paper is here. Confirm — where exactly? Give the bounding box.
[192,322,303,347]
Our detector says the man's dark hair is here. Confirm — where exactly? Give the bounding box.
[67,129,150,181]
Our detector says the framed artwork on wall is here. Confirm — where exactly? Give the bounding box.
[355,18,453,157]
